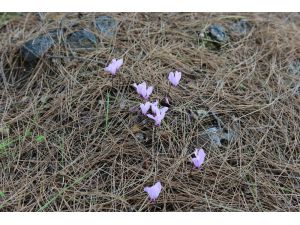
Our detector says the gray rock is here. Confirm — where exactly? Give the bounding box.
[20,29,65,62]
[95,16,117,37]
[289,59,300,76]
[221,130,235,142]
[206,127,235,146]
[196,109,208,118]
[66,29,97,49]
[47,28,65,42]
[209,24,228,42]
[206,127,222,146]
[231,19,251,35]
[135,132,145,142]
[21,34,55,61]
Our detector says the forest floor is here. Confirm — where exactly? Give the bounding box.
[0,12,300,211]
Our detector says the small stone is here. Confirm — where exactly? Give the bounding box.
[196,109,208,118]
[21,34,55,61]
[135,132,145,142]
[208,24,228,42]
[0,127,10,136]
[205,127,235,146]
[231,19,251,35]
[221,130,235,142]
[67,29,97,49]
[95,16,117,37]
[119,98,127,110]
[289,59,300,76]
[131,124,141,133]
[199,32,205,38]
[21,96,31,103]
[39,95,48,104]
[206,127,222,146]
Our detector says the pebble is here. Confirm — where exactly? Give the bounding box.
[231,19,251,35]
[208,24,228,42]
[21,34,55,61]
[95,16,117,37]
[67,29,97,49]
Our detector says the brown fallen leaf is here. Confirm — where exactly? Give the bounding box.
[131,124,141,133]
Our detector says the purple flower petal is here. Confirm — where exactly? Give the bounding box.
[133,82,153,100]
[147,106,168,126]
[105,58,123,76]
[145,86,153,100]
[168,71,182,86]
[140,102,151,115]
[144,181,162,201]
[192,148,206,168]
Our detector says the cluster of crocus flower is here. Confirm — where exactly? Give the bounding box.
[134,72,182,201]
[104,60,204,203]
[133,82,168,126]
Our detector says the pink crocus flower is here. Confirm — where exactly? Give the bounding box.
[150,100,159,114]
[191,148,206,168]
[144,181,162,202]
[140,102,151,115]
[168,71,182,86]
[104,58,123,76]
[133,82,153,100]
[147,106,168,126]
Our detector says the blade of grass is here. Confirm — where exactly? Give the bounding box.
[37,172,90,212]
[0,138,14,157]
[104,91,110,134]
[59,138,65,169]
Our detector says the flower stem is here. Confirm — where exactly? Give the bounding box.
[111,76,114,88]
[167,83,171,98]
[189,165,193,176]
[104,91,110,134]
